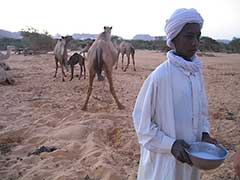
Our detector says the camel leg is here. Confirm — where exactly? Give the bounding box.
[62,65,67,77]
[105,66,125,110]
[79,65,82,80]
[61,63,66,81]
[123,54,130,72]
[132,53,136,71]
[114,59,118,70]
[115,52,120,69]
[70,65,74,81]
[83,64,86,79]
[121,54,124,70]
[101,76,107,99]
[54,58,58,78]
[82,70,95,110]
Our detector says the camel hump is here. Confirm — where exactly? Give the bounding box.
[94,48,104,81]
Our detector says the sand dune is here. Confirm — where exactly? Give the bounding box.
[0,50,239,179]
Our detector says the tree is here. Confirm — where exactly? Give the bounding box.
[229,37,240,53]
[0,38,24,50]
[20,27,55,53]
[199,36,226,52]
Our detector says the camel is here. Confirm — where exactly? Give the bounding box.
[112,38,121,57]
[67,53,86,81]
[79,40,95,58]
[82,26,125,110]
[114,41,136,71]
[53,36,73,81]
[0,66,14,85]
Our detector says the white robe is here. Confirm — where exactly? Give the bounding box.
[132,57,210,180]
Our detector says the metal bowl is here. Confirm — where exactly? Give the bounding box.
[185,142,228,170]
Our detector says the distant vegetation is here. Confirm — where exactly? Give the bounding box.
[0,28,240,53]
[20,27,55,53]
[228,37,240,53]
[129,36,240,53]
[0,28,55,53]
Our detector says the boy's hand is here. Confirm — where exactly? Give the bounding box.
[171,139,193,166]
[201,132,218,145]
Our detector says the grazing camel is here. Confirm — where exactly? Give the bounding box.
[67,53,86,81]
[82,26,125,110]
[114,41,136,71]
[53,36,73,81]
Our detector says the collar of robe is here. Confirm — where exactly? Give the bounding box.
[167,50,202,75]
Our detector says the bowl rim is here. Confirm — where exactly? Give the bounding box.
[185,142,228,160]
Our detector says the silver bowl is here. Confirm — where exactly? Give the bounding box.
[185,142,228,170]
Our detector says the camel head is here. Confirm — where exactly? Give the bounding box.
[103,26,112,35]
[62,36,73,44]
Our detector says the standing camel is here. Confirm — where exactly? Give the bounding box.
[67,53,86,81]
[53,36,73,81]
[82,26,125,110]
[115,41,136,71]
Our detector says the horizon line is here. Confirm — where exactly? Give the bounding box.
[0,28,238,41]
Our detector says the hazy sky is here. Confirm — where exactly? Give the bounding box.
[1,0,240,40]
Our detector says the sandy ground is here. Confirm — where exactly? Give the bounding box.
[0,50,239,180]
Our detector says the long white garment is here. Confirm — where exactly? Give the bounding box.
[132,52,210,180]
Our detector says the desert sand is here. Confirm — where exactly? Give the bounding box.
[0,50,239,180]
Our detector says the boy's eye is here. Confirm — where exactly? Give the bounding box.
[185,35,194,39]
[184,34,200,41]
[184,35,194,40]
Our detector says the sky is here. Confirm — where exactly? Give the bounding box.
[1,0,240,40]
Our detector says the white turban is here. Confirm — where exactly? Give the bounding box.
[165,8,204,49]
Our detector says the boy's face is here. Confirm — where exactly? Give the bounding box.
[172,23,201,60]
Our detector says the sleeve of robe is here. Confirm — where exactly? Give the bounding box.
[132,73,175,154]
[201,74,211,134]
